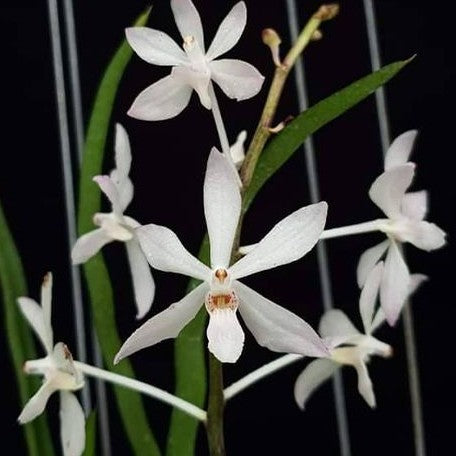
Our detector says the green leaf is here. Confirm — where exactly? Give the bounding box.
[0,201,55,456]
[166,237,209,456]
[77,7,160,456]
[82,411,97,456]
[167,58,412,455]
[243,58,413,211]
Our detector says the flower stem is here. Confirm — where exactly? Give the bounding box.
[320,219,383,239]
[239,219,383,255]
[206,354,226,456]
[208,82,241,185]
[74,361,207,422]
[224,354,302,401]
[240,4,339,189]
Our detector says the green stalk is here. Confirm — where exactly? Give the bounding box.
[206,355,225,456]
[240,4,339,188]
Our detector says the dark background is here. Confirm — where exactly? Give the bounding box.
[1,0,454,454]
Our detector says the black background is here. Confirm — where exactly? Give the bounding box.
[1,0,454,454]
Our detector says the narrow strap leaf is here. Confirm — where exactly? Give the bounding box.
[243,58,413,212]
[77,7,161,456]
[82,411,97,456]
[0,201,55,456]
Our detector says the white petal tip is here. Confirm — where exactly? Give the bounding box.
[209,345,243,363]
[385,314,399,327]
[113,353,123,365]
[207,309,245,363]
[135,306,151,320]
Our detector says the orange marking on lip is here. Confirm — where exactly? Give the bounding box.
[215,269,228,282]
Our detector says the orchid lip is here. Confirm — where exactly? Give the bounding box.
[205,290,239,313]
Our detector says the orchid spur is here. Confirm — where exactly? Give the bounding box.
[294,263,426,409]
[71,123,155,319]
[125,0,264,121]
[357,130,446,325]
[115,149,329,364]
[17,273,85,456]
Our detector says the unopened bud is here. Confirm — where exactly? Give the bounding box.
[311,29,323,41]
[262,28,282,67]
[314,4,340,21]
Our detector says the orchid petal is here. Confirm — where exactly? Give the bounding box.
[356,240,389,287]
[235,281,328,358]
[60,392,85,456]
[207,308,245,363]
[17,297,53,354]
[372,273,427,332]
[114,283,208,363]
[93,214,133,241]
[369,164,415,219]
[171,0,205,51]
[380,242,410,326]
[125,27,187,66]
[230,202,327,280]
[204,148,241,269]
[370,308,386,334]
[18,380,56,423]
[210,59,264,101]
[41,272,53,348]
[136,224,211,281]
[319,309,360,347]
[127,73,193,121]
[110,124,134,211]
[126,239,155,319]
[206,2,247,61]
[114,123,132,178]
[93,175,122,215]
[109,173,133,212]
[71,228,112,264]
[360,262,383,335]
[355,361,376,408]
[384,130,418,170]
[400,220,447,251]
[172,66,211,109]
[401,190,427,221]
[409,273,428,295]
[294,359,339,410]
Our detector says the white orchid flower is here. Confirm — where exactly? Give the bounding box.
[115,149,329,364]
[357,130,446,325]
[125,0,264,120]
[72,124,155,319]
[294,263,424,410]
[17,273,85,456]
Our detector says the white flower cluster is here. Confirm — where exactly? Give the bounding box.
[16,1,446,454]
